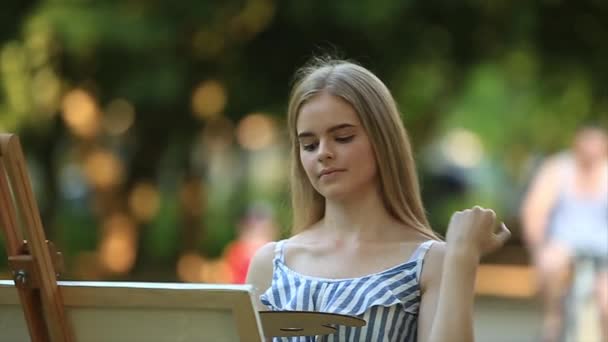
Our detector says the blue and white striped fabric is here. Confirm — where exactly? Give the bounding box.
[260,239,435,342]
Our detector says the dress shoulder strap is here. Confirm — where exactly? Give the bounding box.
[409,240,436,281]
[409,240,435,261]
[273,239,287,263]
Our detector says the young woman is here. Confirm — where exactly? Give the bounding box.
[246,58,510,341]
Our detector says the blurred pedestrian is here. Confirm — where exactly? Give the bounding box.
[521,124,608,342]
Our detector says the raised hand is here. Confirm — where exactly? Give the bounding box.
[445,205,511,259]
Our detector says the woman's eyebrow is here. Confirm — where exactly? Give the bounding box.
[297,123,356,138]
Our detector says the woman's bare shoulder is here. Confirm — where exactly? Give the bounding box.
[420,240,447,292]
[245,242,278,311]
[246,242,277,285]
[250,241,278,267]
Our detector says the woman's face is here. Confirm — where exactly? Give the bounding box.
[296,92,378,200]
[574,128,608,163]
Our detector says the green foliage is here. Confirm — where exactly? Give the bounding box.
[142,193,179,261]
[53,201,98,261]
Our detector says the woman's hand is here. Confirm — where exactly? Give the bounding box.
[445,206,511,260]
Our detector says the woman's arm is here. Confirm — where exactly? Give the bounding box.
[417,208,510,342]
[418,244,479,342]
[520,159,559,250]
[245,242,276,312]
[417,242,445,342]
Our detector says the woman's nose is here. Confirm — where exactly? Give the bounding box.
[317,141,334,162]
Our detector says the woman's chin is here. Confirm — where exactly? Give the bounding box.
[316,180,378,203]
[318,186,357,201]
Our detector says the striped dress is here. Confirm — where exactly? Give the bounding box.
[260,239,435,342]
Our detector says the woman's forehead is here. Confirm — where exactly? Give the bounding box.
[576,128,608,144]
[296,93,360,132]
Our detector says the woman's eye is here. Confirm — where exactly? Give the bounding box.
[335,135,355,143]
[302,143,318,151]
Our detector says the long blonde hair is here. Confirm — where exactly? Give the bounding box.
[287,57,439,240]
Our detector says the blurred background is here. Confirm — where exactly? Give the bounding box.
[0,0,606,340]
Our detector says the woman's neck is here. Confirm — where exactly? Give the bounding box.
[321,186,398,242]
[574,157,608,193]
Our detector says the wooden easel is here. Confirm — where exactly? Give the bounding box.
[0,133,365,341]
[0,133,73,342]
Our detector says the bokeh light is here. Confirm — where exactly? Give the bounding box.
[83,149,125,189]
[236,113,276,150]
[61,88,100,138]
[58,162,88,200]
[441,128,485,168]
[191,80,227,120]
[98,213,137,274]
[177,252,205,282]
[103,98,135,135]
[128,182,160,222]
